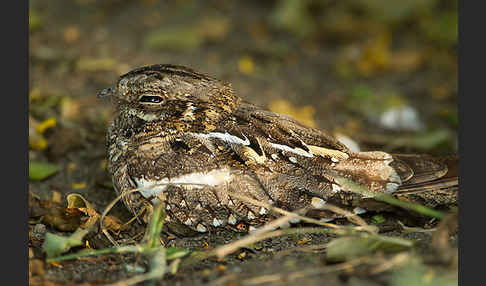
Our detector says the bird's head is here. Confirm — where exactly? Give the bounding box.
[99,64,239,127]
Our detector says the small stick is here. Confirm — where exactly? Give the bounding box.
[213,227,333,259]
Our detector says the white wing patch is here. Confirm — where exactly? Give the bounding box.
[191,131,351,163]
[135,168,233,199]
[191,132,250,145]
[268,142,314,158]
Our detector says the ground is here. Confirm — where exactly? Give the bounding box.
[29,1,458,285]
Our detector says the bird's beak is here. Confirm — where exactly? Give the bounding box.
[97,87,114,99]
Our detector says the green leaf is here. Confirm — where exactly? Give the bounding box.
[29,10,42,32]
[42,228,90,258]
[375,194,445,219]
[390,260,458,286]
[166,247,190,260]
[29,161,59,180]
[326,234,413,262]
[143,201,166,249]
[371,215,386,225]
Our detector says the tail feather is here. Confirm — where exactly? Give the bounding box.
[391,154,458,194]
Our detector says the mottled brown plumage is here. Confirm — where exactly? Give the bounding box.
[100,64,458,235]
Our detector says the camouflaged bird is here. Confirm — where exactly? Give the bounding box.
[100,64,458,235]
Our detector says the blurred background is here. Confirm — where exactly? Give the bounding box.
[29,0,457,205]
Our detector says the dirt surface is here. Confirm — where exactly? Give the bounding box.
[29,1,458,285]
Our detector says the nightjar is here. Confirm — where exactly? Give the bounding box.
[99,64,458,235]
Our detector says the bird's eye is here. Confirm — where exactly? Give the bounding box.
[139,96,164,104]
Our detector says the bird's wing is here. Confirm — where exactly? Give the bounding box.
[192,102,402,199]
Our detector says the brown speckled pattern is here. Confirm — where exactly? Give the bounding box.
[103,64,458,234]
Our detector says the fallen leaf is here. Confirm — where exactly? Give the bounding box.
[71,183,87,189]
[102,215,129,232]
[60,97,80,121]
[238,56,255,75]
[66,193,93,209]
[42,208,83,232]
[51,191,62,203]
[29,161,60,181]
[326,234,413,262]
[66,193,100,229]
[29,116,48,151]
[297,237,310,245]
[36,117,56,134]
[237,251,247,260]
[216,264,227,271]
[42,228,90,258]
[63,25,80,43]
[356,33,391,76]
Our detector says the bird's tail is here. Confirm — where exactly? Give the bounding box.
[306,154,458,222]
[390,154,458,194]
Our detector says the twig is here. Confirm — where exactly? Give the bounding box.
[241,256,372,285]
[397,220,436,233]
[272,243,329,258]
[229,193,343,230]
[319,203,368,227]
[212,227,333,259]
[46,245,144,262]
[368,252,410,275]
[99,182,207,246]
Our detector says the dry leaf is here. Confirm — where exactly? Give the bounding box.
[237,251,247,260]
[51,192,62,203]
[36,117,56,134]
[42,207,83,232]
[29,116,48,151]
[71,183,87,189]
[63,25,80,43]
[297,237,310,245]
[102,215,129,232]
[66,193,100,229]
[238,56,255,75]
